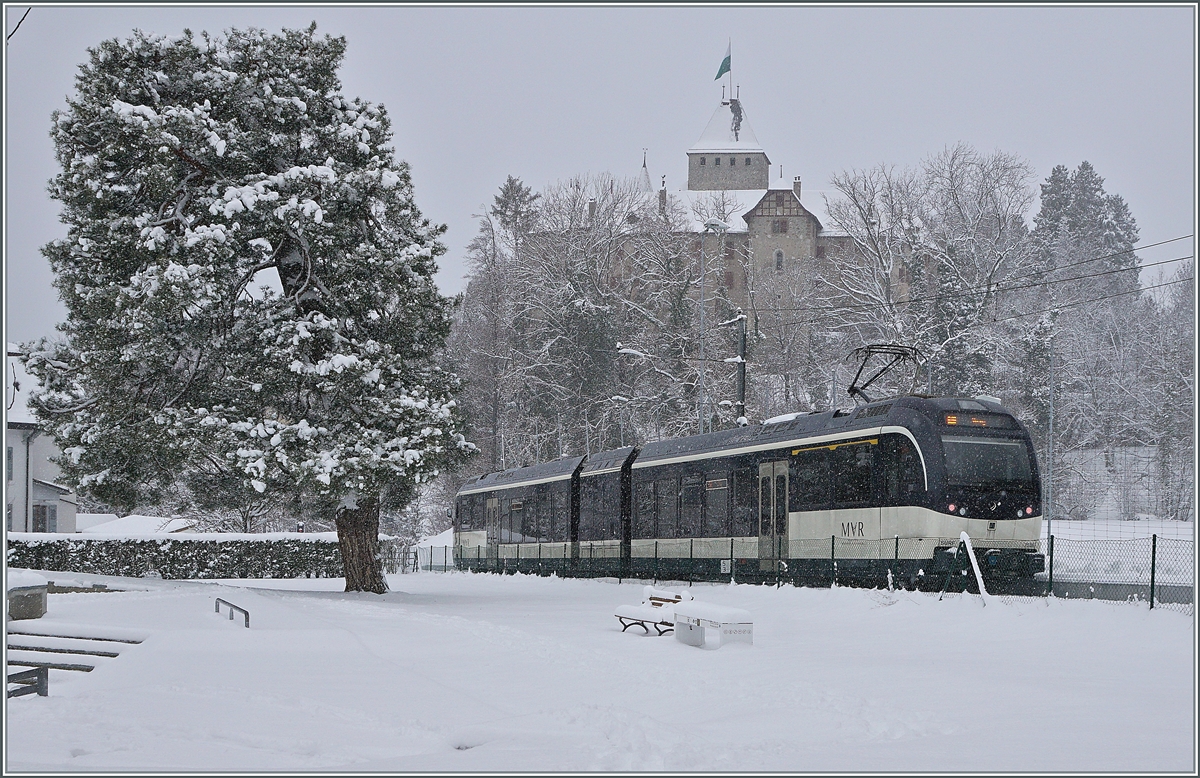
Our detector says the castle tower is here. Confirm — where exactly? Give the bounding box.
[686,97,771,191]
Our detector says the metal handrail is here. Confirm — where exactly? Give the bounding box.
[215,598,250,628]
[8,667,48,698]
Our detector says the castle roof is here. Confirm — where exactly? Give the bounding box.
[688,100,765,154]
[663,186,849,237]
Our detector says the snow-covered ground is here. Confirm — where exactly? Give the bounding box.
[5,570,1194,772]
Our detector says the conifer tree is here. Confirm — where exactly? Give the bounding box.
[23,24,471,592]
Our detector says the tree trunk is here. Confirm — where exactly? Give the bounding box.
[335,494,389,593]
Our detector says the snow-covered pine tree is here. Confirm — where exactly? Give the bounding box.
[24,24,472,592]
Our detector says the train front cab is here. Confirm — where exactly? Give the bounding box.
[690,397,1045,589]
[913,398,1045,586]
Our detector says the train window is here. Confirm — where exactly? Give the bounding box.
[486,498,499,543]
[681,476,703,538]
[656,478,679,538]
[774,474,787,538]
[551,486,569,542]
[759,477,772,535]
[731,467,757,537]
[532,491,547,542]
[468,496,483,531]
[579,479,597,541]
[882,434,925,504]
[831,442,875,505]
[634,480,655,538]
[942,436,1034,489]
[500,499,512,543]
[791,449,829,510]
[705,474,730,536]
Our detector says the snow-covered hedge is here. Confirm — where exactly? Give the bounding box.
[6,532,399,580]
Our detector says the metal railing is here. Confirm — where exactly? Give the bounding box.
[215,598,250,628]
[7,667,49,698]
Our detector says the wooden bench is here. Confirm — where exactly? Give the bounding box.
[614,586,693,636]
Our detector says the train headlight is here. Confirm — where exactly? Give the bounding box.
[959,507,967,516]
[1017,509,1024,518]
[1026,506,1033,515]
[948,503,956,513]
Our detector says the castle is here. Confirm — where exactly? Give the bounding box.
[652,93,853,310]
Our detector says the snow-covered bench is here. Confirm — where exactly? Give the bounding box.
[614,586,693,636]
[673,601,753,649]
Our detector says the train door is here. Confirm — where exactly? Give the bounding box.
[758,461,789,571]
[485,497,499,558]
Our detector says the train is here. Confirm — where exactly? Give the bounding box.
[452,394,1045,589]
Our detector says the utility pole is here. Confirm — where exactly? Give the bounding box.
[736,310,747,423]
[699,230,707,433]
[1047,330,1055,539]
[719,309,749,425]
[700,218,730,433]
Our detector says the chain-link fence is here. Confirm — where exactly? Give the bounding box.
[408,535,1193,615]
[1044,535,1193,614]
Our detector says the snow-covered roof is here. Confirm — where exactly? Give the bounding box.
[81,515,197,535]
[75,513,121,532]
[662,185,848,237]
[688,101,764,153]
[416,528,455,548]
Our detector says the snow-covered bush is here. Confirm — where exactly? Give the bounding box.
[6,533,403,580]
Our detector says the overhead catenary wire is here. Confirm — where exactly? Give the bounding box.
[762,253,1193,328]
[757,233,1192,317]
[775,274,1193,332]
[991,275,1193,324]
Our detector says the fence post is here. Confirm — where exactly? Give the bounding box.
[830,535,836,588]
[730,537,735,585]
[893,535,900,591]
[654,540,659,584]
[1047,534,1055,598]
[1149,533,1157,610]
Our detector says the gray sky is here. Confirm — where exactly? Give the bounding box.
[4,4,1196,346]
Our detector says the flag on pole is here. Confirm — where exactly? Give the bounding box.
[714,41,731,80]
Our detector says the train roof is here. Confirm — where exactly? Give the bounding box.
[632,395,1012,467]
[456,455,585,496]
[579,446,637,478]
[455,395,1018,495]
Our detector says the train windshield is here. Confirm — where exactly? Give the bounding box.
[941,436,1034,489]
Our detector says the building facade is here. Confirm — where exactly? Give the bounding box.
[668,95,856,312]
[6,351,77,533]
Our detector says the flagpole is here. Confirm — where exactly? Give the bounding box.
[727,39,732,100]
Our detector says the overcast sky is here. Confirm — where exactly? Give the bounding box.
[4,4,1196,347]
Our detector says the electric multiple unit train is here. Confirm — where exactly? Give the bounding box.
[452,395,1045,588]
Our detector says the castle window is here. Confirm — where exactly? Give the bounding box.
[729,158,736,166]
[700,157,706,166]
[715,157,720,166]
[771,219,789,234]
[745,158,752,165]
[775,250,785,271]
